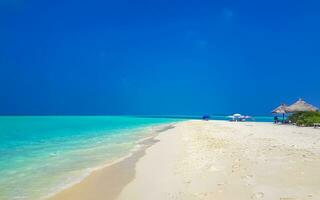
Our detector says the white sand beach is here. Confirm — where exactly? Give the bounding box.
[51,120,320,200]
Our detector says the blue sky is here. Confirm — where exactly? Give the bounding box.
[0,0,319,115]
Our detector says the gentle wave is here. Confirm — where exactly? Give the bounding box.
[0,116,181,200]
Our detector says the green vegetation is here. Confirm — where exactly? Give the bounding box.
[288,111,320,126]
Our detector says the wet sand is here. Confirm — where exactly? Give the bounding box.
[51,120,320,200]
[49,125,174,200]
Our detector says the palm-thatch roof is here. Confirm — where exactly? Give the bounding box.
[272,103,289,114]
[286,98,319,112]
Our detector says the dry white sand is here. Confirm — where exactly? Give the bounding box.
[51,120,320,200]
[117,120,320,200]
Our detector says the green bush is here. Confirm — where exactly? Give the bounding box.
[288,111,320,126]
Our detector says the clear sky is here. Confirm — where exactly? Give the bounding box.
[0,0,319,115]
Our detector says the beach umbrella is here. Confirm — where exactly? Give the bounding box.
[272,103,288,121]
[227,114,242,118]
[272,104,288,114]
[286,98,319,112]
[202,115,210,120]
[228,114,242,121]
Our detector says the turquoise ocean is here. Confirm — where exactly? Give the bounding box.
[0,116,272,200]
[0,116,182,200]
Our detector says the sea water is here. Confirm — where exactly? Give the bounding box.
[0,116,181,200]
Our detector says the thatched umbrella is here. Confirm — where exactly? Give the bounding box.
[272,103,289,121]
[286,98,319,112]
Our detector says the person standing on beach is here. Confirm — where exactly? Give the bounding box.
[274,116,279,124]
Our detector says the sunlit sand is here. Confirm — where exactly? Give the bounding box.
[52,120,320,200]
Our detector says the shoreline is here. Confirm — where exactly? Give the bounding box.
[50,120,320,200]
[49,123,176,200]
[118,120,320,199]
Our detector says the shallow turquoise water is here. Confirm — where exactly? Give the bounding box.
[0,116,181,200]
